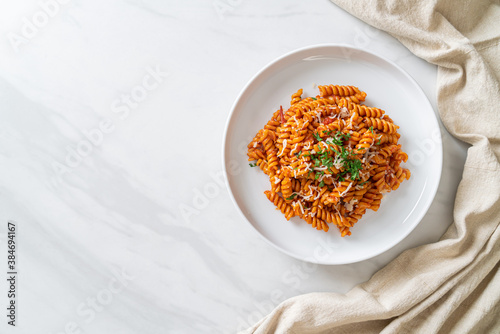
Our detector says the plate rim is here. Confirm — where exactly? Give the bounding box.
[222,43,443,264]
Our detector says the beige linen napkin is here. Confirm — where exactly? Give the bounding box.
[241,0,500,333]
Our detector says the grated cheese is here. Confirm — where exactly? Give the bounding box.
[277,139,287,157]
[338,182,353,197]
[319,141,329,150]
[349,112,357,129]
[333,157,343,170]
[339,107,350,119]
[297,200,304,215]
[315,111,322,123]
[333,204,342,217]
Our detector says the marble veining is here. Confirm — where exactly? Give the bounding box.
[0,0,467,333]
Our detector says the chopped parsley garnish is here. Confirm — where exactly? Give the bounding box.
[334,146,363,181]
[326,131,351,146]
[328,137,343,146]
[302,129,364,183]
[338,132,351,141]
[249,163,257,167]
[286,194,297,200]
[376,138,382,145]
[307,133,363,181]
[311,97,317,100]
[319,180,325,187]
[369,126,374,134]
[294,150,302,157]
[346,158,363,180]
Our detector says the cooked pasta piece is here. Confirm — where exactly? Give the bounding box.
[247,84,410,236]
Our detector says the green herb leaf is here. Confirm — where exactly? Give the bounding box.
[346,158,363,180]
[249,163,257,167]
[313,132,323,142]
[333,132,350,143]
[286,194,297,200]
[311,97,317,100]
[319,180,325,187]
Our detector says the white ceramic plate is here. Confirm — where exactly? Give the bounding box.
[222,44,442,264]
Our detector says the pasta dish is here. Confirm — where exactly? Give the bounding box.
[247,85,411,237]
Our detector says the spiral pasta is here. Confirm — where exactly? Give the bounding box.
[247,84,411,237]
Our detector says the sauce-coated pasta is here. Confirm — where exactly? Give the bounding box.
[247,85,411,237]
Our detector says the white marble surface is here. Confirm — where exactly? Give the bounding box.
[0,0,468,333]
